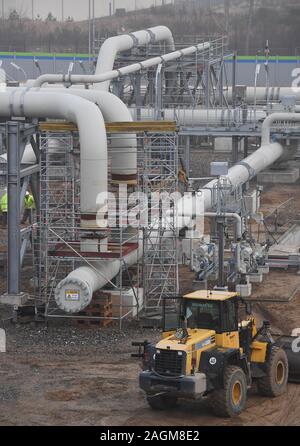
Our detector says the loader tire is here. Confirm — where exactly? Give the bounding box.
[210,366,247,418]
[257,346,288,397]
[146,393,177,411]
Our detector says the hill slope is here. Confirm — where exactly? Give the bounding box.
[0,1,299,55]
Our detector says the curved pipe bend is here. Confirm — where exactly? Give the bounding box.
[40,89,137,178]
[32,26,175,89]
[31,41,209,89]
[94,25,175,90]
[261,112,300,145]
[0,90,108,217]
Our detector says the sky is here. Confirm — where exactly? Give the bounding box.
[2,0,174,21]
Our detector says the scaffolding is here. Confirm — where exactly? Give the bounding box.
[140,131,179,314]
[33,123,179,325]
[35,129,143,328]
[93,35,232,117]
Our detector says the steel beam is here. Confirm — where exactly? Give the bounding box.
[6,121,21,295]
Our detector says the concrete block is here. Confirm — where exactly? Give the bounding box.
[0,292,29,307]
[258,266,270,275]
[257,168,300,184]
[249,273,263,283]
[236,283,252,298]
[110,288,143,318]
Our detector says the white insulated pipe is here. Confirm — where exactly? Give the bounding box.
[94,25,175,90]
[0,91,107,218]
[55,237,143,313]
[31,41,210,88]
[2,88,137,179]
[0,144,35,164]
[261,113,300,145]
[175,141,285,219]
[40,89,137,180]
[224,87,300,104]
[205,212,243,240]
[134,107,267,126]
[175,113,300,219]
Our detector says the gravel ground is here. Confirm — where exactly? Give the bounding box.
[0,315,160,357]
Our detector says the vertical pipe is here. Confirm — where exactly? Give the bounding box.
[6,121,21,295]
[92,0,95,57]
[219,59,224,108]
[232,52,237,110]
[185,135,190,180]
[155,64,163,120]
[135,73,142,121]
[232,52,238,164]
[88,0,91,65]
[232,136,239,164]
[217,219,225,289]
[244,136,249,158]
[205,61,210,108]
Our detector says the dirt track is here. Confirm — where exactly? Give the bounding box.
[0,290,300,428]
[1,349,300,427]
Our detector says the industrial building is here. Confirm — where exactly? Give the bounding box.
[0,23,300,424]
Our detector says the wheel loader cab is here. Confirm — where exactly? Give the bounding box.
[183,291,239,335]
[163,290,240,350]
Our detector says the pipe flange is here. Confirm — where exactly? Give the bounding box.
[127,33,139,47]
[146,29,156,45]
[236,161,257,181]
[55,277,92,314]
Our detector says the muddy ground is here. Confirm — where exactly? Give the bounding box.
[0,295,300,427]
[1,183,300,426]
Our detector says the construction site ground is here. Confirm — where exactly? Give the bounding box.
[1,182,300,426]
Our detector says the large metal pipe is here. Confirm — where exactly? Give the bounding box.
[2,88,137,180]
[205,212,243,240]
[55,236,143,313]
[6,122,21,296]
[175,113,300,219]
[31,41,210,88]
[135,107,267,125]
[261,113,300,145]
[94,25,175,90]
[224,87,300,104]
[0,91,108,223]
[175,141,285,219]
[39,89,137,180]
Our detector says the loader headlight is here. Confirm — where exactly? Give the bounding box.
[209,357,217,365]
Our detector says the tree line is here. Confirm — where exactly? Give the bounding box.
[1,1,299,55]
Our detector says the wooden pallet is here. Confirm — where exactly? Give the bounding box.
[73,292,114,328]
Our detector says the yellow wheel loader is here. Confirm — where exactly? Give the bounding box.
[133,290,300,418]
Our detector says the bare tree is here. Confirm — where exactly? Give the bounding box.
[245,0,255,54]
[224,0,230,34]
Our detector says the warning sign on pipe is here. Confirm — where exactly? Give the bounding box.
[65,290,80,302]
